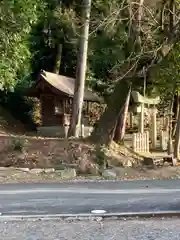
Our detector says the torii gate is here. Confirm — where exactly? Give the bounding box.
[131,91,160,149]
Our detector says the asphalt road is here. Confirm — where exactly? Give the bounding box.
[1,218,180,239]
[0,180,180,216]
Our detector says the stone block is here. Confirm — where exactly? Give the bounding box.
[143,157,164,166]
[30,168,44,174]
[56,168,76,178]
[0,167,9,171]
[44,168,55,173]
[122,159,133,167]
[163,156,177,166]
[16,168,30,172]
[143,157,154,166]
[102,169,117,178]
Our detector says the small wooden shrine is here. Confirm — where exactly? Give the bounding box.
[28,70,102,137]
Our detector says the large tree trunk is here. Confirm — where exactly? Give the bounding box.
[90,78,131,145]
[90,0,180,146]
[113,86,131,143]
[174,104,180,159]
[68,0,91,137]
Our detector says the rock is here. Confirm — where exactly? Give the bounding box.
[30,168,44,174]
[0,167,8,171]
[163,161,170,167]
[102,169,117,178]
[77,157,99,175]
[88,164,100,175]
[143,157,154,166]
[122,159,133,167]
[163,156,177,166]
[56,168,76,178]
[143,157,164,166]
[16,168,30,172]
[172,158,177,166]
[44,168,55,173]
[7,167,17,171]
[95,217,103,222]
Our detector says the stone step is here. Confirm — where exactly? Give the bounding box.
[143,156,177,166]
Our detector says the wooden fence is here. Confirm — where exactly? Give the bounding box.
[132,131,149,153]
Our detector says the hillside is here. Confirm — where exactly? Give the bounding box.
[0,105,27,135]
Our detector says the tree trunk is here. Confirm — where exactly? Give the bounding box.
[90,0,180,146]
[113,86,131,143]
[168,92,174,155]
[53,44,62,74]
[174,104,180,159]
[172,93,179,137]
[68,0,91,137]
[90,78,131,145]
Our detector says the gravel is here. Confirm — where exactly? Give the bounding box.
[0,218,180,239]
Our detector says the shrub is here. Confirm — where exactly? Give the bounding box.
[0,90,41,130]
[11,137,26,152]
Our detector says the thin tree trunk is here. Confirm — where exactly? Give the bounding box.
[174,104,180,159]
[169,0,175,34]
[168,92,174,155]
[53,44,62,74]
[113,86,131,143]
[68,0,91,137]
[172,93,179,137]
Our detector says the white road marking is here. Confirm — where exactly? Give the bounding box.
[0,188,180,195]
[91,210,107,214]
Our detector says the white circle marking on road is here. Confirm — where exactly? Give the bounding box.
[91,210,107,214]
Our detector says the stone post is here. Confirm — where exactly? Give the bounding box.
[130,112,133,129]
[139,103,144,133]
[151,107,157,149]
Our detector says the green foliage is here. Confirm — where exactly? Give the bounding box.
[11,137,26,152]
[152,44,180,106]
[0,0,46,90]
[83,102,105,126]
[30,0,129,96]
[87,0,128,96]
[0,0,180,104]
[0,91,37,129]
[30,0,79,78]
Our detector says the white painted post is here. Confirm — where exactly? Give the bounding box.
[139,103,144,133]
[146,131,149,152]
[160,130,168,151]
[81,124,85,137]
[151,107,157,149]
[132,133,136,151]
[130,112,133,128]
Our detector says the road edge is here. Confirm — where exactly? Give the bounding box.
[1,211,180,221]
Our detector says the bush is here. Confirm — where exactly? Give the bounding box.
[11,137,26,152]
[0,90,41,130]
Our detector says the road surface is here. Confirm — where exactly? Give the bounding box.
[1,218,180,239]
[0,180,180,216]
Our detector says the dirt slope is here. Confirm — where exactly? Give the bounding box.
[0,106,27,135]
